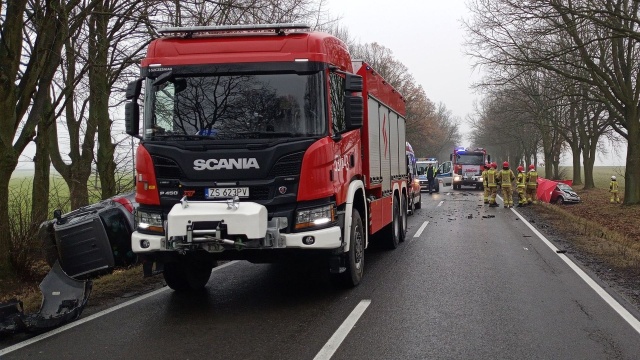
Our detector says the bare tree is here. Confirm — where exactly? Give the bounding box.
[465,0,640,204]
[0,0,98,273]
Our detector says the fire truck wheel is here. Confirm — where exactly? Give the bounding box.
[335,208,364,287]
[163,259,214,292]
[383,195,401,249]
[400,194,408,242]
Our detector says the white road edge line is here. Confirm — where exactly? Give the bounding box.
[313,299,371,360]
[0,260,240,356]
[437,201,444,207]
[413,221,429,238]
[512,208,640,335]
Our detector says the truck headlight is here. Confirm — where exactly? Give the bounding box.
[478,177,483,182]
[454,175,462,181]
[295,204,335,230]
[135,209,164,234]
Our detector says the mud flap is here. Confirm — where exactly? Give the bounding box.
[0,261,92,336]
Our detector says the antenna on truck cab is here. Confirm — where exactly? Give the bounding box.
[157,23,311,38]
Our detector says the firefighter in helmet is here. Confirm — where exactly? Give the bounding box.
[609,175,621,204]
[486,162,499,206]
[516,165,527,207]
[482,162,490,204]
[496,161,515,208]
[526,164,538,204]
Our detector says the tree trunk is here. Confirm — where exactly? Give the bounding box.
[0,154,18,275]
[571,144,582,186]
[582,139,597,189]
[583,153,596,190]
[91,3,117,200]
[31,124,52,231]
[624,121,640,205]
[69,171,91,210]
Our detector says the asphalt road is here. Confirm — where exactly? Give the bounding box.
[2,185,640,359]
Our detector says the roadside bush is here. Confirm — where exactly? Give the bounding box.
[8,181,47,280]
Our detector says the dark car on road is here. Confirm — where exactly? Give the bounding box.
[550,183,581,204]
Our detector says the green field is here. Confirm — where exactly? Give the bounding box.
[8,169,123,215]
[540,166,626,189]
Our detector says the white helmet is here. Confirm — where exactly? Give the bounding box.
[611,176,616,180]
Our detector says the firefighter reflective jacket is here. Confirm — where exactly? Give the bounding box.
[517,172,526,188]
[487,169,497,187]
[610,180,619,192]
[526,170,538,188]
[497,169,515,187]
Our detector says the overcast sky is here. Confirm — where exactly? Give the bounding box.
[324,0,627,166]
[325,0,481,145]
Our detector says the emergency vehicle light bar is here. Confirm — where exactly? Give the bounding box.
[158,23,311,38]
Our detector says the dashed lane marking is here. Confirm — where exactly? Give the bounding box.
[413,221,429,238]
[313,300,372,360]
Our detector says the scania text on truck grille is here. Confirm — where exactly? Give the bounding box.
[124,23,409,291]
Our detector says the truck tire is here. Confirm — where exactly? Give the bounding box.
[383,195,401,249]
[334,208,365,287]
[400,194,408,242]
[347,208,365,286]
[163,259,214,292]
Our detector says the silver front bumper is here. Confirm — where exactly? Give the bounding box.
[131,199,342,253]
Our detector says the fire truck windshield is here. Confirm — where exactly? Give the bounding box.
[143,71,326,140]
[455,154,485,165]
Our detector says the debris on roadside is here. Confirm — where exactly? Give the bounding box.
[0,262,91,336]
[1,191,139,337]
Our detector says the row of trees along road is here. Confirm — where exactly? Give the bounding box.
[0,2,460,275]
[464,0,640,203]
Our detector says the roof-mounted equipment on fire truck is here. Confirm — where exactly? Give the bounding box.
[157,23,311,38]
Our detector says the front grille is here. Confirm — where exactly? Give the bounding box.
[152,156,183,178]
[269,152,304,177]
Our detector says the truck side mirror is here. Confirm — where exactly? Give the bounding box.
[450,154,453,161]
[487,155,491,162]
[125,79,143,137]
[344,95,363,130]
[345,74,363,92]
[125,102,140,137]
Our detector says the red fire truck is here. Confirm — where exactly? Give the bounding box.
[450,147,490,190]
[124,24,409,290]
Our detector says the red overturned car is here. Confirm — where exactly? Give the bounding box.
[537,178,581,204]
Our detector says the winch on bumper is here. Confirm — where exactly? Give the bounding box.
[131,197,342,254]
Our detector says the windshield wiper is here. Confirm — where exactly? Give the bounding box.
[150,134,216,140]
[236,131,312,138]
